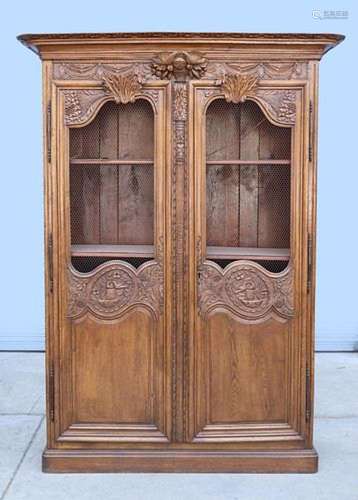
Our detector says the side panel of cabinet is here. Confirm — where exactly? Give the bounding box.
[188,80,310,447]
[48,79,172,446]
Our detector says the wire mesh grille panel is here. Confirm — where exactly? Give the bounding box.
[70,100,154,160]
[206,99,291,272]
[69,99,154,272]
[70,163,154,245]
[206,164,290,248]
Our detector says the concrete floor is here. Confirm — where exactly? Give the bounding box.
[0,353,357,500]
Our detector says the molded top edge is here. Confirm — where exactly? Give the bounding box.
[17,32,345,60]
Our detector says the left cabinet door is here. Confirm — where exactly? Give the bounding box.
[49,78,171,445]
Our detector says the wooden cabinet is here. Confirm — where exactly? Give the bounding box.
[19,32,344,473]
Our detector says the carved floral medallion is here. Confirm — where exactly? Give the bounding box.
[198,261,294,320]
[68,258,163,319]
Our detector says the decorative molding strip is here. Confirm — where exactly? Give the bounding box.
[68,253,163,320]
[152,52,207,80]
[198,260,294,320]
[206,61,308,80]
[102,73,141,104]
[54,60,307,83]
[53,62,151,81]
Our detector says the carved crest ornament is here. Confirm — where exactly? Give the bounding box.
[151,52,207,80]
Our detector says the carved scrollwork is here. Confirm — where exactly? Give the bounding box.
[206,76,297,126]
[198,260,294,320]
[63,88,106,126]
[254,88,297,125]
[151,52,207,80]
[102,73,141,104]
[68,254,164,319]
[63,76,159,126]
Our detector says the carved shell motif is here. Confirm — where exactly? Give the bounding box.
[221,74,259,103]
[102,73,141,104]
[151,52,207,80]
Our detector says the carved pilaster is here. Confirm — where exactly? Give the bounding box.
[171,81,189,442]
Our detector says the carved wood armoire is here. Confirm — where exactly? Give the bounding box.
[19,32,343,473]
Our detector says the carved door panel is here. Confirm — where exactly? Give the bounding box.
[189,77,307,446]
[53,75,171,444]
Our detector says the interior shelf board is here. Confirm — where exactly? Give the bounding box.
[70,159,154,165]
[71,244,155,258]
[206,160,290,165]
[207,246,290,261]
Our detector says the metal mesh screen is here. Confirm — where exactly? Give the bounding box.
[70,164,154,245]
[70,100,154,160]
[206,99,291,272]
[69,99,154,272]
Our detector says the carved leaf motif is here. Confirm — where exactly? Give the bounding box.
[102,73,141,104]
[151,52,207,80]
[221,74,259,103]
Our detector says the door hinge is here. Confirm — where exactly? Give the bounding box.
[307,234,312,293]
[48,233,54,293]
[49,362,55,422]
[305,365,311,422]
[47,102,52,163]
[308,100,313,162]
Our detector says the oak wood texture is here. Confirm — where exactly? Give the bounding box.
[71,244,154,258]
[19,31,344,473]
[207,246,289,261]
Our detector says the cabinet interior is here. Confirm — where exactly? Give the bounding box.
[69,100,155,271]
[206,99,291,272]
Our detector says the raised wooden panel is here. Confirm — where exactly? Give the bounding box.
[73,310,155,424]
[207,312,287,424]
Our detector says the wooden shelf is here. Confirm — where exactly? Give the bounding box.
[71,244,154,258]
[70,159,153,165]
[207,246,290,261]
[206,160,290,165]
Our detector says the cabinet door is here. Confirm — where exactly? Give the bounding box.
[52,78,171,444]
[189,80,308,446]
